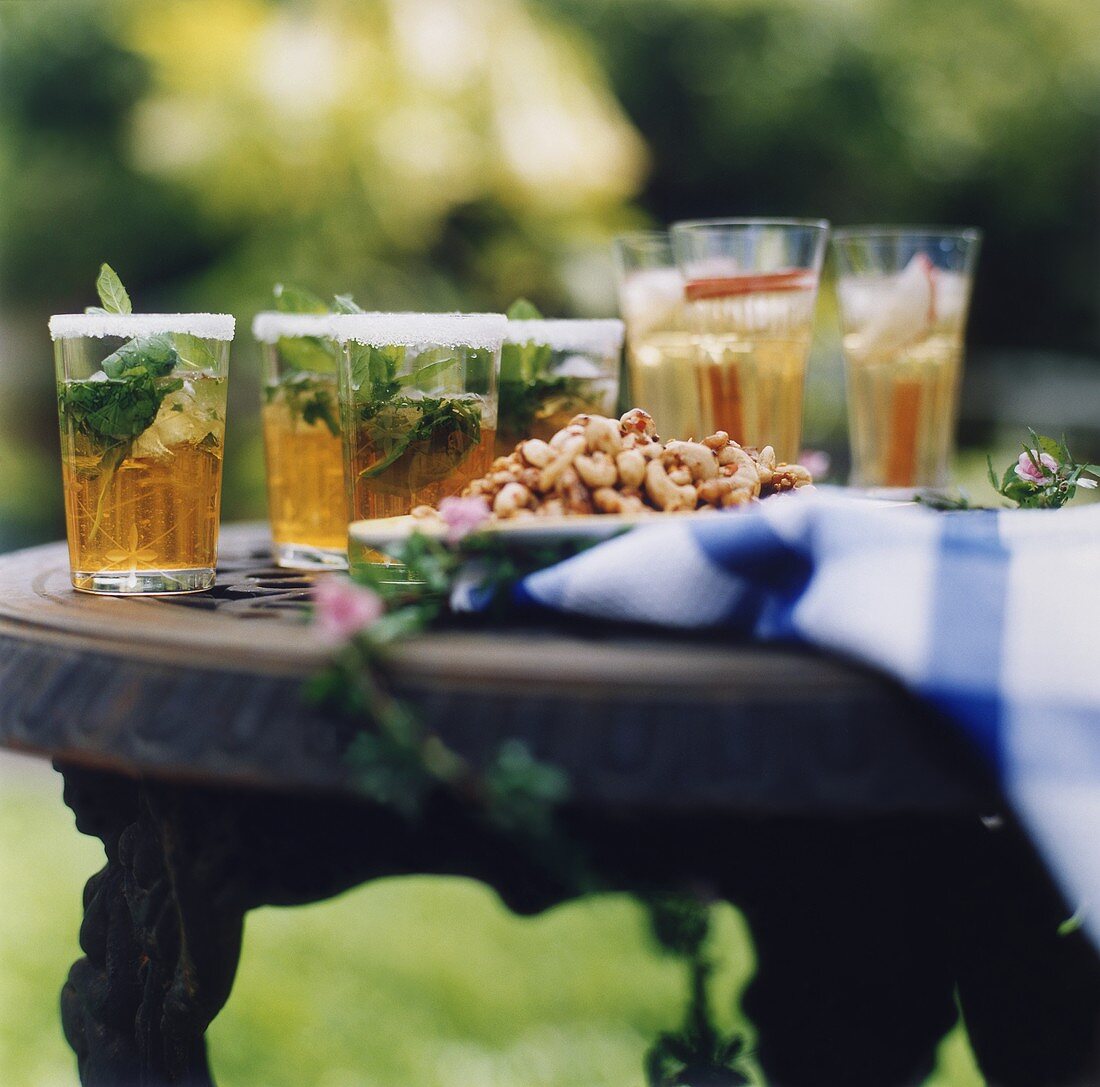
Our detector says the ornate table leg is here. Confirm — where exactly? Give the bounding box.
[58,765,248,1087]
[54,765,578,1087]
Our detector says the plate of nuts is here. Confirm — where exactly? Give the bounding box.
[350,408,817,548]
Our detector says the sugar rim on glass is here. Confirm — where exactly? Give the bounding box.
[252,312,336,343]
[505,319,624,354]
[49,313,236,341]
[330,312,507,349]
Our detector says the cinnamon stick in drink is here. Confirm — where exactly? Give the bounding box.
[885,377,922,488]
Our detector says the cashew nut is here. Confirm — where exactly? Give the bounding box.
[575,452,618,489]
[518,467,542,491]
[519,439,553,468]
[570,413,623,455]
[560,471,594,514]
[615,448,646,490]
[698,476,757,509]
[715,445,761,499]
[645,459,697,511]
[620,408,657,438]
[493,482,533,518]
[663,440,719,482]
[550,424,585,450]
[592,487,647,514]
[770,464,814,491]
[623,432,663,458]
[702,431,730,451]
[538,434,586,491]
[535,498,567,518]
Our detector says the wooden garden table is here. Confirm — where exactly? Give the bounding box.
[0,525,1095,1087]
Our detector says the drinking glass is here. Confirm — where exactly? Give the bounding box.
[670,218,829,461]
[832,227,981,492]
[497,317,624,454]
[254,312,347,569]
[612,231,702,440]
[51,311,234,594]
[334,312,505,567]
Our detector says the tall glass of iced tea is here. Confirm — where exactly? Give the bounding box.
[51,311,234,594]
[832,228,981,493]
[670,219,829,461]
[334,312,505,571]
[254,312,347,569]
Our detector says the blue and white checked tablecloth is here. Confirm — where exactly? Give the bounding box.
[493,491,1100,947]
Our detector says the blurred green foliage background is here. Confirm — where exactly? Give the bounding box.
[1,0,1099,549]
[1,1,1099,1083]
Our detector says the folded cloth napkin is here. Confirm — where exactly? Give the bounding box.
[507,490,1100,947]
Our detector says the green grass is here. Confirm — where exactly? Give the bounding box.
[0,761,984,1086]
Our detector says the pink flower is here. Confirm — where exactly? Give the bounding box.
[1015,450,1059,485]
[311,577,384,644]
[798,449,831,481]
[438,495,491,544]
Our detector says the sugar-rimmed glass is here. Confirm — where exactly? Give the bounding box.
[497,318,624,453]
[832,226,981,492]
[51,311,234,594]
[253,312,347,569]
[333,312,505,570]
[670,218,829,460]
[612,231,702,440]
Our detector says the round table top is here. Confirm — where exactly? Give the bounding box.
[0,524,994,814]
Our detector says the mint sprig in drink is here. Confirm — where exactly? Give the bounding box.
[333,312,504,568]
[51,265,233,593]
[498,299,624,454]
[254,285,363,569]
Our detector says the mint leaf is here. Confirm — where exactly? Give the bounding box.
[352,344,404,404]
[498,332,589,439]
[102,332,178,379]
[277,334,337,374]
[274,282,328,314]
[399,347,460,390]
[357,396,481,489]
[267,372,340,438]
[333,294,366,314]
[174,333,219,370]
[1031,430,1063,463]
[96,263,132,314]
[506,298,543,320]
[500,372,589,438]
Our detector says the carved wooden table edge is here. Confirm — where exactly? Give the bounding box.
[0,524,996,815]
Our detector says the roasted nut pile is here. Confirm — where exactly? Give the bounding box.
[415,409,814,522]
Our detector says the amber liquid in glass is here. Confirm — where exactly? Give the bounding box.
[625,331,704,441]
[685,276,816,462]
[844,330,963,489]
[262,382,347,559]
[60,376,226,587]
[346,399,496,522]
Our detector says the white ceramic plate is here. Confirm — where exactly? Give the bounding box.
[349,492,914,553]
[350,510,688,550]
